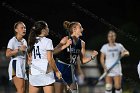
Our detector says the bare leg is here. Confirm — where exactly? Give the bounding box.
[114,76,122,93]
[54,82,65,93]
[29,84,40,93]
[105,76,113,93]
[12,76,25,93]
[43,83,54,93]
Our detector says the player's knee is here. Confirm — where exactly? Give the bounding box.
[105,84,112,91]
[114,84,121,90]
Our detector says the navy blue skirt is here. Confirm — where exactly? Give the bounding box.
[54,60,77,84]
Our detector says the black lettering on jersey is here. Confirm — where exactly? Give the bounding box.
[33,46,41,59]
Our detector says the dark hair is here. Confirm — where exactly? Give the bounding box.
[14,21,25,34]
[63,21,79,33]
[107,30,117,37]
[28,21,47,53]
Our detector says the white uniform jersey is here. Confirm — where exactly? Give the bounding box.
[100,43,126,76]
[31,37,54,60]
[137,61,140,78]
[7,36,27,59]
[7,36,27,80]
[29,37,55,86]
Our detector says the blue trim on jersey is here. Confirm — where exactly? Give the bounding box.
[12,60,16,77]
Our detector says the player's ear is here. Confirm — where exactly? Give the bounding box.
[15,28,18,33]
[41,29,46,35]
[72,27,77,33]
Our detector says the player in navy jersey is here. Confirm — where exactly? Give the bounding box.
[53,21,98,93]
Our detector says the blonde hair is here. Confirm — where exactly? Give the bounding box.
[14,21,24,29]
[14,21,25,35]
[63,21,79,33]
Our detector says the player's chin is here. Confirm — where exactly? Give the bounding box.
[45,33,49,36]
[79,34,82,37]
[22,32,26,36]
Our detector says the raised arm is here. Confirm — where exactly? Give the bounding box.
[80,40,98,64]
[53,36,72,55]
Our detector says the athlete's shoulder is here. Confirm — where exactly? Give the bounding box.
[8,36,16,42]
[22,38,27,41]
[80,39,85,44]
[100,43,108,53]
[43,37,52,42]
[43,37,52,40]
[102,43,108,48]
[80,39,85,47]
[116,43,123,47]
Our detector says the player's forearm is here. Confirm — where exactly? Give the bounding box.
[48,58,59,72]
[54,43,68,55]
[100,59,106,69]
[81,57,93,64]
[121,50,130,57]
[6,49,18,58]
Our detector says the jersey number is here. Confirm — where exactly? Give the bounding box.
[70,55,77,64]
[33,46,41,59]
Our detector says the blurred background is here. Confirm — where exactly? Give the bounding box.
[0,0,140,93]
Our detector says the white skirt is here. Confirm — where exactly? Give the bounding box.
[29,71,55,86]
[8,58,27,80]
[106,63,122,77]
[29,59,55,86]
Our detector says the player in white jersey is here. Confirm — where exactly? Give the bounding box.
[137,60,140,78]
[100,30,129,93]
[27,21,61,93]
[6,21,27,93]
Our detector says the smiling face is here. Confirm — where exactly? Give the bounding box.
[15,22,26,37]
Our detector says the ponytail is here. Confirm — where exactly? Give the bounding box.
[27,21,48,53]
[63,21,79,33]
[63,21,71,30]
[28,27,36,53]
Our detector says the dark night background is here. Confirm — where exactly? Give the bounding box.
[0,0,140,92]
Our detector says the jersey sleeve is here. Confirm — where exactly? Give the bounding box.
[100,45,106,54]
[46,39,54,51]
[7,39,14,50]
[23,39,27,47]
[119,43,126,52]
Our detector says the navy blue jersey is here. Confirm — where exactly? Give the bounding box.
[56,37,82,64]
